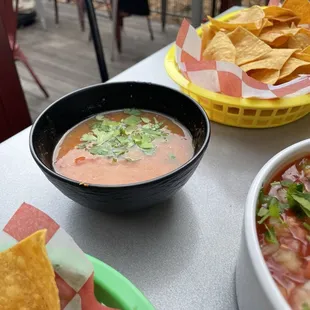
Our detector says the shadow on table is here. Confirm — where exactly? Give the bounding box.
[65,190,200,285]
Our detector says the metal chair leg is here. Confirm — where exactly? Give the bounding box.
[161,0,166,32]
[147,16,154,41]
[76,0,85,31]
[111,0,119,61]
[54,0,59,24]
[105,0,112,19]
[211,0,216,17]
[84,0,109,81]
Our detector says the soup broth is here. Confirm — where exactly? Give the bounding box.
[53,109,194,185]
[257,156,310,310]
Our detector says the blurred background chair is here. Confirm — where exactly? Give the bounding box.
[52,0,86,31]
[111,0,153,60]
[3,0,49,98]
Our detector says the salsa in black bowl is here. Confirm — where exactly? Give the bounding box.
[29,82,210,212]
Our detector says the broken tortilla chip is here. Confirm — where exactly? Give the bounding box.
[248,69,280,85]
[259,24,300,47]
[277,64,310,84]
[294,51,310,62]
[251,18,273,36]
[201,24,216,50]
[208,8,264,32]
[303,46,310,54]
[203,31,236,63]
[288,29,310,50]
[282,0,310,24]
[263,6,300,24]
[240,49,296,73]
[228,6,265,25]
[279,57,310,80]
[0,230,60,310]
[228,26,272,65]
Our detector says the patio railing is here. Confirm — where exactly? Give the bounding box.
[149,0,268,28]
[149,0,192,19]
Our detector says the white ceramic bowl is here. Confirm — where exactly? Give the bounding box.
[236,139,310,310]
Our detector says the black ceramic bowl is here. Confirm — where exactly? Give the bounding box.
[30,82,210,212]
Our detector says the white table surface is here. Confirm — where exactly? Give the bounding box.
[2,7,310,310]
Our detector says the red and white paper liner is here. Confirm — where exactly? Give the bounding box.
[0,203,116,310]
[175,15,310,99]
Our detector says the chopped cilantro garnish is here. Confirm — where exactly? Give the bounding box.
[124,115,141,126]
[269,198,280,218]
[141,117,150,123]
[258,212,270,225]
[81,133,97,142]
[303,222,310,231]
[270,181,281,186]
[302,303,310,310]
[270,180,294,187]
[124,109,141,116]
[257,197,281,224]
[169,154,176,160]
[264,224,278,244]
[257,207,269,217]
[281,180,294,187]
[278,202,289,212]
[286,183,310,217]
[77,110,168,161]
[259,190,273,205]
[291,193,310,217]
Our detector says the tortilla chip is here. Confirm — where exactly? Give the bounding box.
[288,29,310,49]
[263,19,273,28]
[203,5,310,85]
[279,57,310,80]
[263,6,300,24]
[294,51,310,62]
[282,0,310,24]
[264,6,296,18]
[240,49,296,72]
[228,26,272,65]
[203,31,236,63]
[248,69,280,84]
[277,65,310,84]
[259,24,301,47]
[0,230,60,310]
[201,24,216,50]
[229,6,265,25]
[251,18,273,36]
[207,23,226,33]
[208,7,265,31]
[271,16,301,24]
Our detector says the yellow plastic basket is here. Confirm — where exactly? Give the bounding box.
[164,10,310,128]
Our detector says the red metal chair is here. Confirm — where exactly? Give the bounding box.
[1,0,49,98]
[0,12,32,142]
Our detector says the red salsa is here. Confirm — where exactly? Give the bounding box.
[53,109,194,185]
[257,156,310,310]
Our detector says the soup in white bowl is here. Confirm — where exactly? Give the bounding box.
[236,139,310,310]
